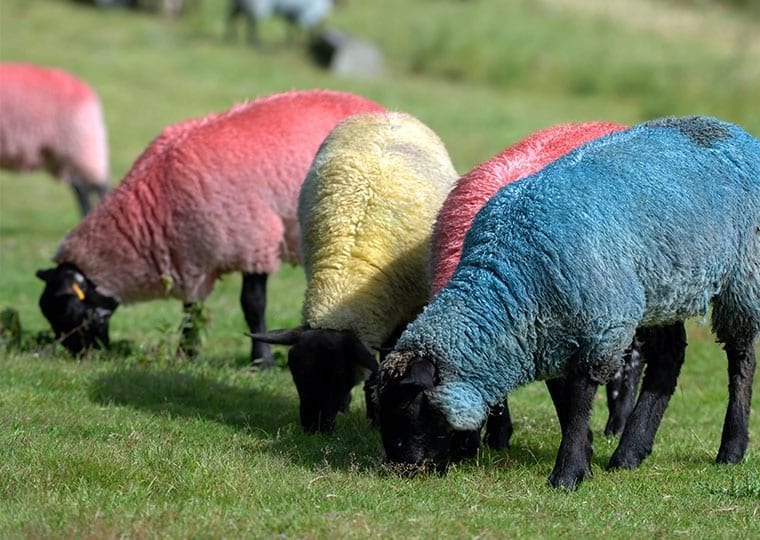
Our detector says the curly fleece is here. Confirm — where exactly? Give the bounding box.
[431,122,627,295]
[298,111,458,348]
[0,62,108,189]
[55,89,384,303]
[390,116,760,430]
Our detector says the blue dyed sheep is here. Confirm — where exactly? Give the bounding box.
[228,0,332,43]
[376,116,760,490]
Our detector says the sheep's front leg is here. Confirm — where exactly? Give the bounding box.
[608,322,686,470]
[178,301,204,358]
[241,272,275,369]
[604,338,643,436]
[716,338,756,464]
[484,400,513,450]
[547,373,597,490]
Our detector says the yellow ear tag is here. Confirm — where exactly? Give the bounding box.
[71,283,86,301]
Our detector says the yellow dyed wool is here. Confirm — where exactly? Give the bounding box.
[298,111,458,347]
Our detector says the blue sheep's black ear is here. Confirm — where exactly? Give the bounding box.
[401,358,436,390]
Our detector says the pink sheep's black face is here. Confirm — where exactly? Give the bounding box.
[36,264,118,355]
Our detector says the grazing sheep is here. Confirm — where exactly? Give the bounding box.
[0,62,109,216]
[36,89,384,364]
[249,111,459,433]
[431,121,642,445]
[376,116,760,490]
[227,0,332,44]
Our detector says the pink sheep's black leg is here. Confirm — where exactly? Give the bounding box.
[484,400,513,450]
[716,338,756,464]
[604,339,643,436]
[179,302,203,358]
[546,372,597,490]
[241,272,275,369]
[608,322,686,470]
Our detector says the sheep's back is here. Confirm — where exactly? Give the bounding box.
[299,111,458,347]
[431,121,627,295]
[56,90,384,302]
[459,116,760,353]
[0,63,108,184]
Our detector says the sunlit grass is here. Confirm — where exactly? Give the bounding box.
[1,0,758,537]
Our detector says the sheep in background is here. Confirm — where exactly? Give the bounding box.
[36,89,384,364]
[0,62,109,217]
[376,116,759,490]
[227,0,333,44]
[430,121,636,449]
[249,111,459,433]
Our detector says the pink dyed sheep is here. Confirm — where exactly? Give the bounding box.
[0,63,109,216]
[36,89,385,364]
[429,121,635,449]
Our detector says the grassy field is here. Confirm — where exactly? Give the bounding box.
[1,0,759,537]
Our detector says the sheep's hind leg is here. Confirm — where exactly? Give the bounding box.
[71,183,91,216]
[604,339,644,436]
[546,373,597,490]
[241,272,275,369]
[716,338,756,464]
[608,323,686,470]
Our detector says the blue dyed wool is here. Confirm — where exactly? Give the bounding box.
[394,116,760,431]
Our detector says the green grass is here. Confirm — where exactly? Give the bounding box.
[1,0,759,537]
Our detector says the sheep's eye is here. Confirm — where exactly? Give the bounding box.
[397,396,418,412]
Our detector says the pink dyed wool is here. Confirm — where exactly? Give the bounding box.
[0,62,109,189]
[55,89,384,303]
[431,122,628,295]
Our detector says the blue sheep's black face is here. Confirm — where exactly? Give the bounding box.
[36,264,118,355]
[377,357,480,474]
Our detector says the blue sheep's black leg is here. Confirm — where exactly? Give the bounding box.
[608,322,686,470]
[178,301,202,358]
[241,272,275,369]
[604,338,643,436]
[547,372,597,490]
[484,400,513,450]
[716,338,756,464]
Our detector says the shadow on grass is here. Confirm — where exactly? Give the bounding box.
[88,362,384,472]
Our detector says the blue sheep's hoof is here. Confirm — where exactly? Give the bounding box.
[548,467,587,491]
[716,448,745,464]
[607,451,644,470]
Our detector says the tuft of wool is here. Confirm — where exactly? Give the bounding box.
[393,116,760,431]
[298,111,459,348]
[0,62,109,188]
[431,122,627,294]
[54,89,384,303]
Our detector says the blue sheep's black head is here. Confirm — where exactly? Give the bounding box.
[376,354,480,474]
[36,264,119,355]
[248,327,378,433]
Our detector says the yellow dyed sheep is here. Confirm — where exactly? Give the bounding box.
[250,111,458,433]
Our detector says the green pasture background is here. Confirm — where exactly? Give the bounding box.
[1,0,758,537]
